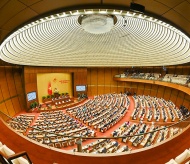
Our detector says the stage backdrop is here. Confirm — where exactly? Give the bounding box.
[37,73,73,103]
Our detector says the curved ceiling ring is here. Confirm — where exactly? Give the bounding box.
[0,8,190,67]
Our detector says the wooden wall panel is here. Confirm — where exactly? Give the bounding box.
[156,86,165,98]
[143,84,151,96]
[0,102,9,117]
[104,68,112,85]
[74,72,87,85]
[183,94,190,109]
[25,83,37,93]
[137,83,144,95]
[90,68,98,85]
[14,69,23,92]
[131,82,137,89]
[118,81,126,94]
[87,69,92,96]
[74,71,87,97]
[90,86,98,96]
[0,103,10,121]
[175,91,185,107]
[5,67,17,97]
[14,67,25,111]
[175,97,184,107]
[118,86,124,94]
[143,89,150,96]
[0,69,10,100]
[110,68,119,93]
[98,86,104,95]
[5,100,15,117]
[118,68,125,74]
[175,66,183,75]
[137,88,144,95]
[154,67,162,73]
[11,97,22,114]
[87,69,91,86]
[163,87,172,100]
[150,89,157,97]
[170,95,177,104]
[182,66,190,75]
[24,73,30,84]
[150,85,157,96]
[0,66,25,118]
[110,68,119,86]
[183,99,190,109]
[97,68,104,85]
[125,82,132,92]
[104,86,111,94]
[110,86,118,93]
[29,73,37,83]
[170,89,178,102]
[167,67,175,74]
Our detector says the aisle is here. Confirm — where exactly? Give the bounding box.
[63,96,136,151]
[14,96,137,151]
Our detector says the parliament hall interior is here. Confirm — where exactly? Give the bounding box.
[0,0,190,164]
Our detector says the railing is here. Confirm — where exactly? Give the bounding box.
[114,73,190,88]
[0,110,190,155]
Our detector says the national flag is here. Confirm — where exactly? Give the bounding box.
[48,82,52,95]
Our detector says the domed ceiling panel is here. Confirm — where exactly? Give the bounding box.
[0,9,190,67]
[0,0,190,66]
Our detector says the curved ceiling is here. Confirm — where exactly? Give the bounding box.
[0,0,190,67]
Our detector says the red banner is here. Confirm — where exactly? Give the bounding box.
[48,82,52,95]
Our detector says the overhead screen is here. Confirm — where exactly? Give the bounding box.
[76,85,86,92]
[27,91,37,101]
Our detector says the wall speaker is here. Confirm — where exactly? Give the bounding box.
[130,3,145,13]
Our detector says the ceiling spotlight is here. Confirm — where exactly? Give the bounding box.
[130,2,145,13]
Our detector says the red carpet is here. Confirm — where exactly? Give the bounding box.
[63,96,136,151]
[14,96,136,151]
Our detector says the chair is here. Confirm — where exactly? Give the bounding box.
[43,137,50,145]
[69,139,75,146]
[47,143,54,147]
[54,142,62,148]
[62,141,68,147]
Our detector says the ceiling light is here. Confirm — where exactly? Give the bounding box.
[80,14,114,34]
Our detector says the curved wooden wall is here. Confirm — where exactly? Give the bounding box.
[87,67,190,109]
[0,66,25,119]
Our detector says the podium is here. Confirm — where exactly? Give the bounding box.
[54,92,59,98]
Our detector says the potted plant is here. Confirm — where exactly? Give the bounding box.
[47,95,51,101]
[30,103,35,109]
[65,92,69,97]
[42,96,46,100]
[42,96,46,103]
[33,101,38,108]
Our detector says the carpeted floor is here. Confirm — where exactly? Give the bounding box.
[62,96,136,151]
[16,96,137,151]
